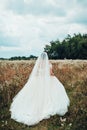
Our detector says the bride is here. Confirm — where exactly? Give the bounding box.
[10,52,70,126]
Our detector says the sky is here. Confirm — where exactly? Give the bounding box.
[0,0,87,58]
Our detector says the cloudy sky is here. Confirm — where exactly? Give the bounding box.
[0,0,87,58]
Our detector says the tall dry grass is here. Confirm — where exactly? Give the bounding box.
[0,60,87,130]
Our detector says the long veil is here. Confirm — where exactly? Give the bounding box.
[29,52,50,79]
[12,52,50,100]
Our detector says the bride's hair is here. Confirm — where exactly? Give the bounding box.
[41,52,47,60]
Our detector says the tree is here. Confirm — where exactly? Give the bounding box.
[44,33,87,59]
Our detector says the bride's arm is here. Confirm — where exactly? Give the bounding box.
[50,63,54,76]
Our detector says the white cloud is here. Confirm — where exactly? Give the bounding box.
[68,23,87,35]
[0,0,87,58]
[0,45,31,51]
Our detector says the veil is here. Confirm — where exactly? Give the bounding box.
[29,52,50,79]
[22,51,51,91]
[12,52,50,100]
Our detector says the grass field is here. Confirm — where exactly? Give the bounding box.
[0,60,87,130]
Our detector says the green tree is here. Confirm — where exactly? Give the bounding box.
[44,33,87,59]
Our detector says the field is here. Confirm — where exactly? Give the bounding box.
[0,60,87,130]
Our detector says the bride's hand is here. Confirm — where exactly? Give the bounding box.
[50,68,54,76]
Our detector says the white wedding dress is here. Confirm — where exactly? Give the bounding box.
[10,52,70,126]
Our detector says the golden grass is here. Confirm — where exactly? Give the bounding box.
[0,60,87,130]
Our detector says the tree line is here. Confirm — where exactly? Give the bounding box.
[0,55,37,60]
[44,33,87,59]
